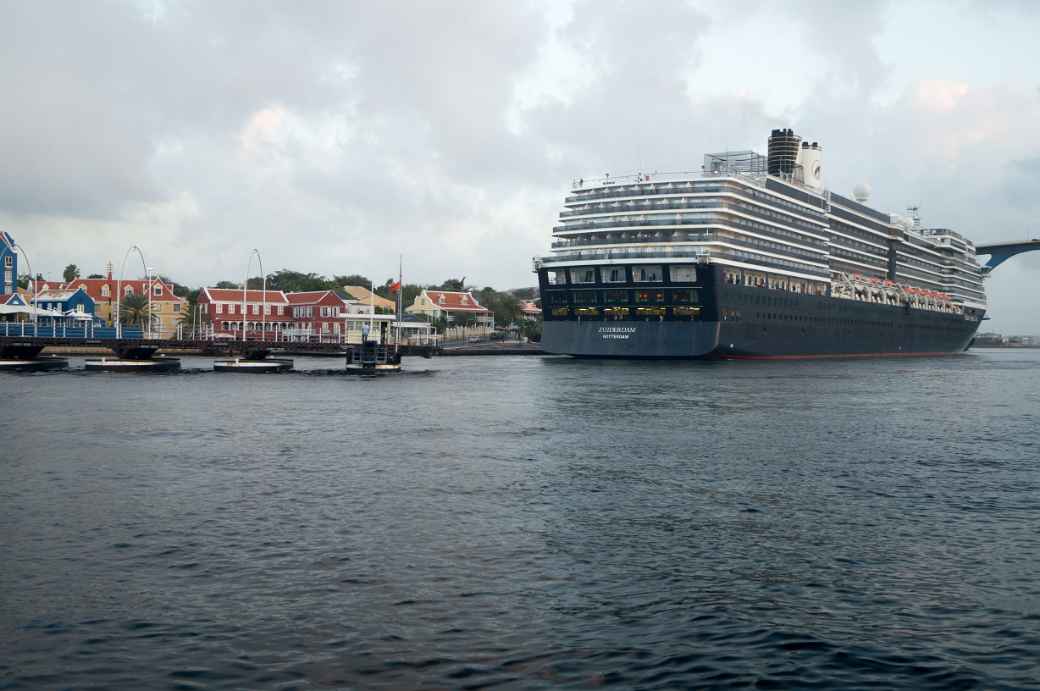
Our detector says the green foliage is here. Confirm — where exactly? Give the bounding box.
[118,293,151,327]
[335,274,371,289]
[510,287,538,300]
[215,280,239,289]
[86,273,105,279]
[477,287,521,326]
[63,264,80,282]
[17,274,29,289]
[438,277,465,291]
[520,320,542,342]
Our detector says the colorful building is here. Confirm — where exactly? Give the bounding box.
[198,287,292,339]
[406,290,493,327]
[31,287,96,320]
[67,272,187,338]
[343,285,397,313]
[1,232,17,295]
[518,299,541,322]
[286,290,350,339]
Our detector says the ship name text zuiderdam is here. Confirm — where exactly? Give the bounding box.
[534,129,988,358]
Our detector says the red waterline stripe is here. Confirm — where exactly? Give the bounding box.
[722,351,956,361]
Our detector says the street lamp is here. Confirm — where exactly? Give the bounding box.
[0,233,38,335]
[242,249,265,342]
[115,245,148,339]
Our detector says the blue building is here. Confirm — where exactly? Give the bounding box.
[31,287,97,323]
[1,231,17,295]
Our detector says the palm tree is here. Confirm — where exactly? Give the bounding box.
[118,293,151,329]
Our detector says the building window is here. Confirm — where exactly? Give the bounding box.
[216,303,223,314]
[546,270,567,286]
[173,303,180,312]
[124,286,134,296]
[600,266,626,283]
[3,256,12,267]
[153,285,162,296]
[101,285,110,297]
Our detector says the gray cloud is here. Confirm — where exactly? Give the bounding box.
[1,0,1038,332]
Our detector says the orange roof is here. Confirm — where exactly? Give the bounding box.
[67,277,185,302]
[425,290,489,313]
[519,300,541,314]
[202,288,288,304]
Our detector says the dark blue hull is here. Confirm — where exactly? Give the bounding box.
[540,266,983,359]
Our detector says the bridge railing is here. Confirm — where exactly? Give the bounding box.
[0,322,143,339]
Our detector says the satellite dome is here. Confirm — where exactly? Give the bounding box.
[852,183,871,203]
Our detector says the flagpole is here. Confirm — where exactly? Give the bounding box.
[396,254,402,352]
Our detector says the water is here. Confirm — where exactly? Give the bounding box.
[2,351,1040,689]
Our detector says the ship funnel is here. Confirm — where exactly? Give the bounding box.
[767,128,802,176]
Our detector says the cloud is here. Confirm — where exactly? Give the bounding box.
[1,0,1039,332]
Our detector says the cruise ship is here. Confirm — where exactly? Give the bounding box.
[534,129,988,358]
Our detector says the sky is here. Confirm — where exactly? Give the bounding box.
[1,0,1038,333]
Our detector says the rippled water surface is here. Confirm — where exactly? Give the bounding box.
[2,351,1040,689]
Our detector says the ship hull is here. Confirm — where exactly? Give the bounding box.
[541,270,982,359]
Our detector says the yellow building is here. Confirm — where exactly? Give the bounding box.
[66,275,187,338]
[343,285,397,312]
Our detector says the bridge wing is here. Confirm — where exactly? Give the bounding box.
[976,239,1040,270]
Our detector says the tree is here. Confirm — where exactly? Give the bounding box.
[16,274,29,289]
[439,277,465,291]
[334,274,371,289]
[264,269,329,292]
[63,264,80,282]
[215,280,239,289]
[87,273,105,279]
[118,293,151,328]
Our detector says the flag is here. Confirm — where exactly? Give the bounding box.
[389,280,401,294]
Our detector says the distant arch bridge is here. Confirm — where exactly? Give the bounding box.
[976,239,1040,271]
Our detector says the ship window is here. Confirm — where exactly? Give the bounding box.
[604,289,629,305]
[551,307,570,318]
[546,270,567,285]
[604,306,630,320]
[600,266,626,283]
[670,264,697,283]
[670,289,699,305]
[635,290,665,304]
[572,290,597,305]
[636,306,665,320]
[632,265,662,282]
[570,267,596,284]
[575,306,600,318]
[547,291,569,305]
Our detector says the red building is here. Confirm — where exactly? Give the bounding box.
[285,290,350,338]
[198,287,292,339]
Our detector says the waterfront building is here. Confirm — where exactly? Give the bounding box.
[343,285,397,312]
[1,233,17,294]
[198,287,292,339]
[286,290,351,339]
[31,287,96,321]
[67,271,187,338]
[406,290,494,328]
[0,292,30,321]
[518,300,541,322]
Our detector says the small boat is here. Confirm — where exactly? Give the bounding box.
[85,355,181,372]
[345,340,402,375]
[0,356,68,372]
[213,357,293,373]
